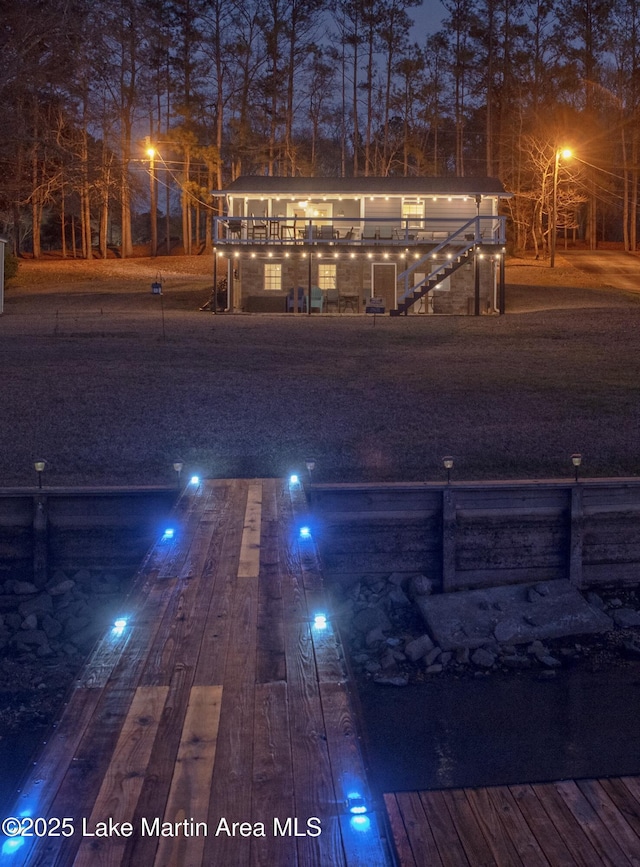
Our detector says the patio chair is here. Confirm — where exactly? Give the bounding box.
[286,286,306,312]
[226,219,243,239]
[310,285,324,312]
[325,288,340,312]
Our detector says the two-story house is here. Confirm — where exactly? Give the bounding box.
[212,176,511,315]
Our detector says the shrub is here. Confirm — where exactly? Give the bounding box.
[4,246,18,281]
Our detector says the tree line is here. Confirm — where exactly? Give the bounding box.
[0,0,635,258]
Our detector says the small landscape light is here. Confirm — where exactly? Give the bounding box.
[299,526,312,540]
[34,460,46,488]
[571,453,582,482]
[347,793,368,815]
[162,528,175,540]
[305,458,316,481]
[190,475,200,485]
[112,618,127,636]
[350,815,371,832]
[290,473,299,485]
[443,456,454,484]
[313,613,327,630]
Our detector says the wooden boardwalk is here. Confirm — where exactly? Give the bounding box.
[3,478,390,866]
[384,777,640,866]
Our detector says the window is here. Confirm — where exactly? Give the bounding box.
[264,263,282,291]
[402,199,424,228]
[317,263,336,290]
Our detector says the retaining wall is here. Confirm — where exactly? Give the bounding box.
[309,479,640,591]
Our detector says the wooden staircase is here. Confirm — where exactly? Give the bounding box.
[391,242,475,316]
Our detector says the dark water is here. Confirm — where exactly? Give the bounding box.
[358,663,640,793]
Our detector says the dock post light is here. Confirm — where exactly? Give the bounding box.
[173,460,184,487]
[443,456,454,484]
[305,458,316,481]
[571,453,582,482]
[34,460,46,489]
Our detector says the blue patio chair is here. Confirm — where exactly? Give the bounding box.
[310,286,324,312]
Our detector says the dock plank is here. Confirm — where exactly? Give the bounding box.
[394,791,445,867]
[508,785,577,866]
[250,681,296,867]
[237,480,262,578]
[153,685,223,867]
[442,788,507,866]
[73,685,168,867]
[554,780,634,866]
[383,793,419,867]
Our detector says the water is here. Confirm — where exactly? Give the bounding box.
[357,663,640,793]
[0,727,47,815]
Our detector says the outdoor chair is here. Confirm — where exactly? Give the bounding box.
[226,220,243,239]
[325,288,340,312]
[310,285,324,312]
[286,286,306,312]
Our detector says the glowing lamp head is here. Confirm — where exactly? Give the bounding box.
[162,528,175,540]
[146,147,156,159]
[561,148,572,160]
[313,614,327,630]
[347,794,368,815]
[190,475,200,485]
[290,474,299,485]
[299,526,311,540]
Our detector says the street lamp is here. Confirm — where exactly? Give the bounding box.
[550,148,572,269]
[173,460,184,487]
[443,456,454,484]
[147,145,158,258]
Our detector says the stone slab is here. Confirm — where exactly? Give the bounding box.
[415,579,613,651]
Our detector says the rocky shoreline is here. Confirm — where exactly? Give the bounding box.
[334,572,640,687]
[0,569,126,735]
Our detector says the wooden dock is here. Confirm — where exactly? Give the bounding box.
[3,478,390,866]
[384,778,640,866]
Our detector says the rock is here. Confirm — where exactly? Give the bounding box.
[364,660,382,673]
[539,655,562,668]
[534,583,550,596]
[365,626,386,647]
[612,608,640,628]
[404,634,434,662]
[380,649,399,669]
[586,592,605,610]
[527,640,547,657]
[15,629,49,648]
[440,652,453,667]
[352,607,391,634]
[13,581,38,595]
[64,615,92,636]
[538,670,557,680]
[426,664,443,674]
[425,646,442,666]
[387,587,411,607]
[501,654,531,669]
[21,613,38,630]
[352,653,370,664]
[471,648,496,668]
[41,614,63,639]
[72,569,93,589]
[455,647,470,664]
[527,588,543,603]
[409,574,434,598]
[609,598,623,608]
[494,619,524,644]
[19,593,53,618]
[47,579,76,597]
[385,637,402,647]
[373,672,409,687]
[387,572,407,587]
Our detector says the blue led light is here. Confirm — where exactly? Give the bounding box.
[299,526,311,539]
[2,837,26,855]
[290,474,299,485]
[347,794,368,815]
[350,815,371,832]
[190,475,200,485]
[112,618,127,636]
[162,528,175,540]
[313,614,328,630]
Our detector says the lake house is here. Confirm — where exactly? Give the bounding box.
[212,177,511,315]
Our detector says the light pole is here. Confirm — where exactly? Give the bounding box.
[550,148,571,269]
[147,146,158,257]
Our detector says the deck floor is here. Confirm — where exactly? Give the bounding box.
[384,777,640,866]
[3,478,390,866]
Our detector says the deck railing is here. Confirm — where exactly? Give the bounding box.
[213,215,506,246]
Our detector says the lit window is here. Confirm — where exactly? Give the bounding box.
[402,199,423,228]
[317,263,336,290]
[264,263,282,291]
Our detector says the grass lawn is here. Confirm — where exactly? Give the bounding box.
[1,254,639,487]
